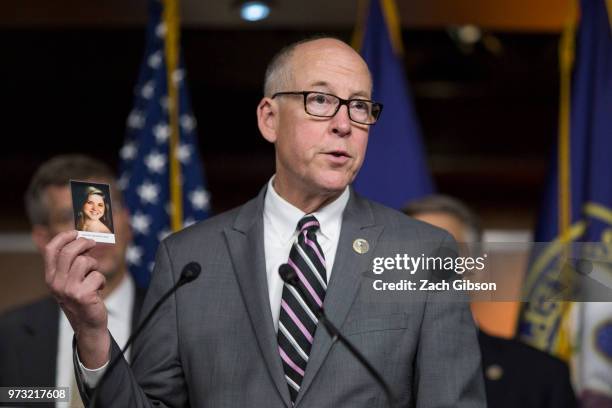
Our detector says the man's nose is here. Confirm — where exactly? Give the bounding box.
[331,105,352,137]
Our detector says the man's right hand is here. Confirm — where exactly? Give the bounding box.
[45,230,110,369]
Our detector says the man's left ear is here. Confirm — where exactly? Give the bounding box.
[257,97,278,143]
[31,225,51,254]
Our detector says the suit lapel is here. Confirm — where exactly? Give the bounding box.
[295,191,383,406]
[223,187,292,408]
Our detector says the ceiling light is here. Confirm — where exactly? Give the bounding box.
[457,25,482,45]
[240,1,271,22]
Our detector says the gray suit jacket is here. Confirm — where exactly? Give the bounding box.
[79,187,485,407]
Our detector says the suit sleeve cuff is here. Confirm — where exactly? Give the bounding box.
[76,349,109,388]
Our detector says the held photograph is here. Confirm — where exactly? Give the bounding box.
[70,180,116,244]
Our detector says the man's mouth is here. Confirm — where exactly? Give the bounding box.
[323,150,351,165]
[326,150,350,158]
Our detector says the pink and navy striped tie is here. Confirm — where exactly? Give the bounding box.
[278,215,327,403]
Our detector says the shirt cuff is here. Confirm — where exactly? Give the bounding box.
[76,350,109,388]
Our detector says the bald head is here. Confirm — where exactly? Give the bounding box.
[263,37,372,97]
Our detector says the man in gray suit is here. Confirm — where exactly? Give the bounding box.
[44,37,485,407]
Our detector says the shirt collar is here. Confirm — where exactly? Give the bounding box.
[264,176,350,244]
[104,273,134,320]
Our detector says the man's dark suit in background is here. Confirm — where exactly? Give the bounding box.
[479,330,577,408]
[0,292,144,388]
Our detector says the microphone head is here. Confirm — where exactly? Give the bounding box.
[278,263,299,286]
[179,262,201,285]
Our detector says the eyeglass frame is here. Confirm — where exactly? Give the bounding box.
[271,91,383,125]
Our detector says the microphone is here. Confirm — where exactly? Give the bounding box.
[278,264,397,408]
[88,262,201,408]
[177,261,202,285]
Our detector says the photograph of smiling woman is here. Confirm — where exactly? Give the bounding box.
[76,186,113,233]
[70,181,116,243]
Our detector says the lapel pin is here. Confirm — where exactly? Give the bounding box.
[485,364,503,381]
[353,238,369,254]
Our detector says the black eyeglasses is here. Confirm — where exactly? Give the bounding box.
[271,91,383,125]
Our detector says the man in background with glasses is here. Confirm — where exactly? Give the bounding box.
[46,37,485,407]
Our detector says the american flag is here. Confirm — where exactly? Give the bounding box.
[118,0,210,288]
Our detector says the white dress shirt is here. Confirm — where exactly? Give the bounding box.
[263,176,349,331]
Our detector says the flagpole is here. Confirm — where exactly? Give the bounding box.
[557,0,576,245]
[351,0,368,51]
[554,0,578,361]
[163,0,183,231]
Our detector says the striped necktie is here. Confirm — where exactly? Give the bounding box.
[278,215,327,403]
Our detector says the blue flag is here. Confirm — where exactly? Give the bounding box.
[517,0,612,358]
[353,0,433,209]
[118,0,211,288]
